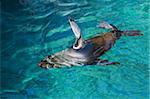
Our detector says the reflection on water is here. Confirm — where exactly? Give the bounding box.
[1,0,149,98]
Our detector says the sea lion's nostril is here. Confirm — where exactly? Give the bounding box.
[38,61,45,67]
[38,62,42,67]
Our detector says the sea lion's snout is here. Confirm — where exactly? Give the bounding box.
[38,62,42,67]
[38,60,49,69]
[38,55,59,69]
[38,61,45,67]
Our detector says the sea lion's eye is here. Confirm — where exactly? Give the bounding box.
[43,60,47,62]
[48,55,51,58]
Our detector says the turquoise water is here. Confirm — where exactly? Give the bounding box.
[1,0,149,98]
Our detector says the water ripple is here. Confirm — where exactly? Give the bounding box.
[1,0,149,98]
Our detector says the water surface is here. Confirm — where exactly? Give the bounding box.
[1,0,149,98]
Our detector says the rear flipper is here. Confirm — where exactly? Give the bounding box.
[97,21,143,36]
[97,21,118,31]
[121,30,143,36]
[95,59,120,66]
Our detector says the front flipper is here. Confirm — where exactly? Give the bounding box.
[68,17,84,50]
[95,59,120,66]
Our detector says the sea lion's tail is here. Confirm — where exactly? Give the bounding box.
[121,30,143,36]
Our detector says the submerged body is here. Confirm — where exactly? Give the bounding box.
[38,19,142,69]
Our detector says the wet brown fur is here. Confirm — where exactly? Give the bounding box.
[87,32,117,57]
[38,29,142,68]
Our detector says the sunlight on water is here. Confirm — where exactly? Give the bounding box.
[1,0,149,98]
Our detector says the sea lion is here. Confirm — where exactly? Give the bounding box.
[38,18,142,69]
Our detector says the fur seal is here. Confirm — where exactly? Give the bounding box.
[38,18,143,69]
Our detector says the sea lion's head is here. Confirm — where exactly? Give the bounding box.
[38,55,60,69]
